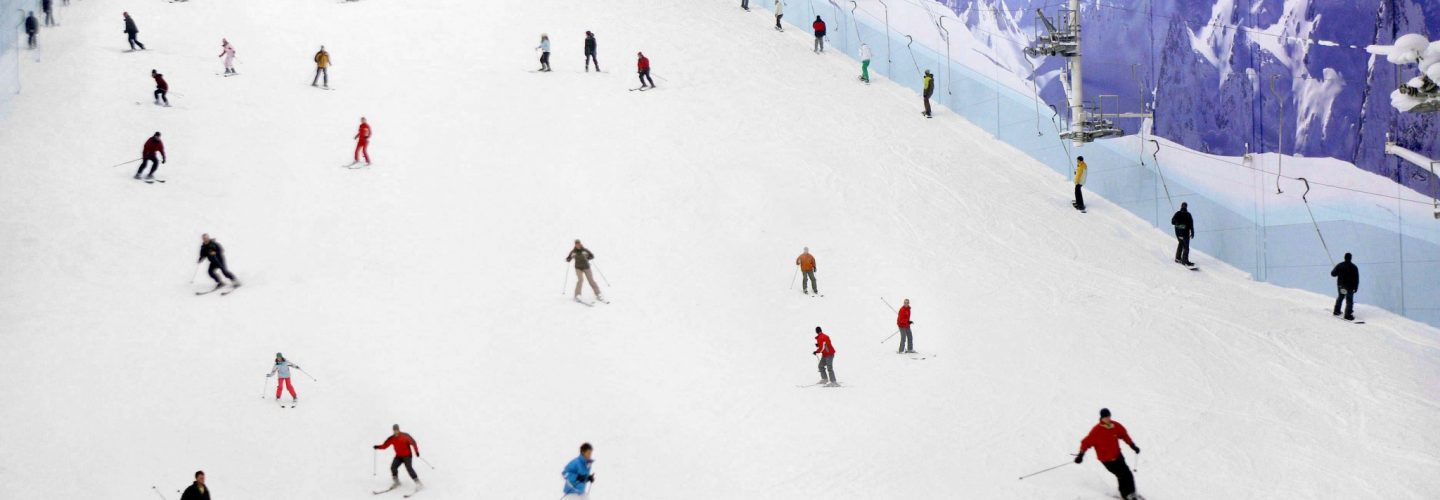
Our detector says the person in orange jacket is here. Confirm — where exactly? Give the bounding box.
[812,326,837,386]
[795,247,818,295]
[1075,408,1142,500]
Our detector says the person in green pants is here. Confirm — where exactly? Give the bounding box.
[859,43,872,83]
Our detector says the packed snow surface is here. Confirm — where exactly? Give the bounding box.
[1,0,1438,499]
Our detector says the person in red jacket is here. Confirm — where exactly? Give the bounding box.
[374,424,422,491]
[812,326,837,386]
[896,298,914,353]
[352,116,371,165]
[636,52,655,89]
[151,69,169,106]
[812,16,827,53]
[136,132,166,180]
[1075,408,1142,500]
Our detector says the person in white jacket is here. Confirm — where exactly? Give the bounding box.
[859,43,872,83]
[774,1,784,30]
[218,39,236,75]
[536,34,552,72]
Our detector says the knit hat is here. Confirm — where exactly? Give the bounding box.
[815,326,822,333]
[1099,408,1111,418]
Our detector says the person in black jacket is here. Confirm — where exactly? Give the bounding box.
[42,0,53,26]
[179,471,210,500]
[584,31,599,72]
[123,12,145,51]
[198,234,241,289]
[1171,202,1195,266]
[24,12,38,49]
[1330,253,1359,320]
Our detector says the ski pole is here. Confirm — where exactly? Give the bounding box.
[373,449,377,476]
[1017,460,1074,480]
[190,262,202,284]
[880,328,900,343]
[260,376,269,399]
[110,158,142,168]
[561,264,570,296]
[151,486,169,500]
[880,296,897,312]
[1133,452,1140,473]
[593,264,611,287]
[790,267,798,289]
[418,456,436,470]
[296,367,318,382]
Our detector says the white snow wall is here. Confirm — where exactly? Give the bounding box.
[768,0,1440,326]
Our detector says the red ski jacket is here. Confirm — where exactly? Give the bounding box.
[142,137,165,158]
[637,56,650,71]
[153,74,168,91]
[356,123,371,144]
[813,332,835,356]
[1079,421,1134,462]
[378,432,419,457]
[897,305,911,328]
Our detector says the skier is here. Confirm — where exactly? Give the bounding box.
[567,239,604,302]
[218,39,236,75]
[197,233,241,289]
[561,442,595,497]
[1330,252,1359,321]
[135,132,165,180]
[1075,408,1142,500]
[179,471,210,500]
[896,298,914,353]
[312,45,330,87]
[374,424,423,492]
[1170,202,1194,266]
[267,352,301,403]
[636,52,655,89]
[921,69,934,118]
[858,43,872,83]
[123,12,145,51]
[24,12,37,49]
[536,34,551,72]
[352,117,371,165]
[812,16,826,53]
[795,247,817,294]
[773,0,784,31]
[42,0,53,27]
[813,326,837,386]
[1072,156,1088,211]
[584,31,599,72]
[151,69,169,106]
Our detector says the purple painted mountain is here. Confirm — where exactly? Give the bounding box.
[938,0,1440,199]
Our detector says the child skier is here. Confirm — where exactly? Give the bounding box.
[813,326,837,386]
[1075,408,1143,500]
[267,353,300,403]
[536,34,552,72]
[218,39,236,75]
[151,69,169,106]
[562,443,595,497]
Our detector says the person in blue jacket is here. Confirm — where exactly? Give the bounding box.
[562,442,595,496]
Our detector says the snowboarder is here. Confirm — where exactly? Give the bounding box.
[1072,156,1088,211]
[922,70,934,118]
[536,34,552,72]
[567,239,603,301]
[795,247,817,294]
[24,12,37,49]
[352,117,371,165]
[636,52,655,89]
[1331,252,1359,321]
[584,31,599,72]
[374,424,423,491]
[774,0,784,30]
[267,353,301,403]
[561,442,595,497]
[151,69,169,106]
[896,298,914,353]
[812,16,826,53]
[740,0,749,11]
[135,132,165,180]
[1171,202,1194,266]
[123,12,145,51]
[179,471,210,500]
[1075,408,1142,500]
[312,45,330,87]
[41,0,53,26]
[858,43,872,83]
[813,326,837,386]
[197,233,241,289]
[218,39,236,75]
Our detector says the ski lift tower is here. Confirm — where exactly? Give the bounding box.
[1025,0,1147,147]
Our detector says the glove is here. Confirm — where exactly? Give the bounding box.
[588,474,595,483]
[266,373,273,378]
[908,321,914,325]
[161,158,167,164]
[1073,453,1084,464]
[373,445,382,449]
[1130,445,1140,454]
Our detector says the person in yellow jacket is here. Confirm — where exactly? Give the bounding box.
[312,45,331,88]
[1072,155,1088,212]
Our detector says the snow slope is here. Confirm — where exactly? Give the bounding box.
[1,0,1438,498]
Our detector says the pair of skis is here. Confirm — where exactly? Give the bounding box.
[373,484,422,498]
[195,283,241,296]
[276,397,297,409]
[574,296,610,307]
